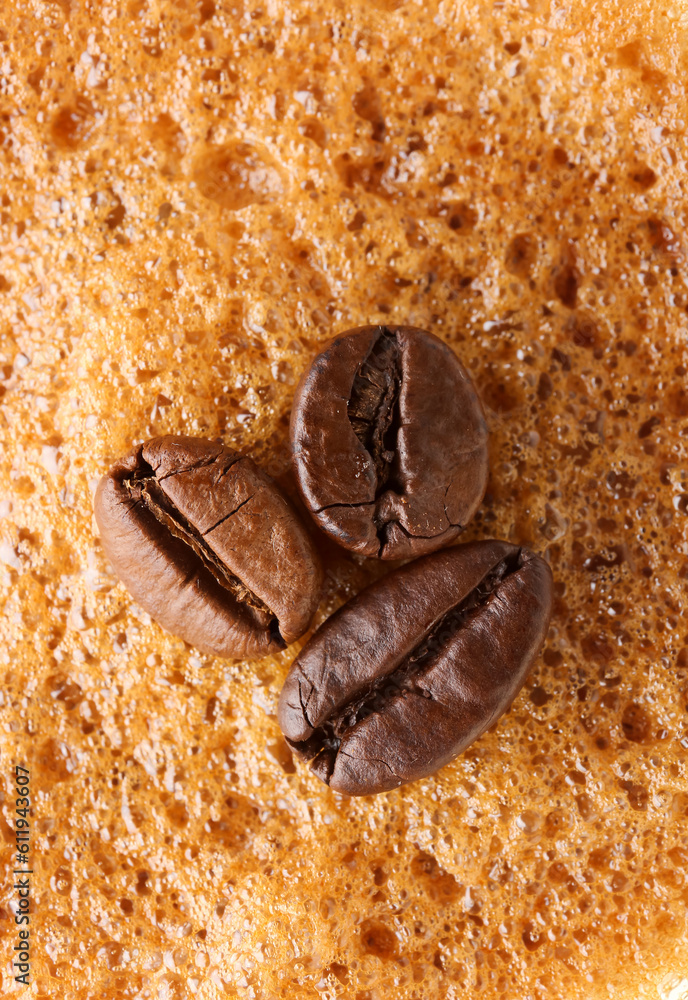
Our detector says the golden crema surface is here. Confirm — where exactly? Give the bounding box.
[1,1,688,997]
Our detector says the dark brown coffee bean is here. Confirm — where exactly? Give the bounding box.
[94,436,323,660]
[290,325,489,560]
[278,540,553,795]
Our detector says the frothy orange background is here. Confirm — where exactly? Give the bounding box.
[1,1,687,996]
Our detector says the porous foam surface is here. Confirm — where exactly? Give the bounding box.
[1,1,687,997]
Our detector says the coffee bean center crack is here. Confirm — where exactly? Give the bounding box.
[346,329,410,551]
[343,328,468,554]
[124,460,277,622]
[347,328,402,491]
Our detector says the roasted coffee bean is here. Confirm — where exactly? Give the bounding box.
[94,436,323,660]
[290,325,489,560]
[278,540,553,795]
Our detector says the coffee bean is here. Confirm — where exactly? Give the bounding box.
[290,325,489,560]
[94,436,323,660]
[278,540,553,795]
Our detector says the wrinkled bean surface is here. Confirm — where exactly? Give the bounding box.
[279,540,553,795]
[290,325,489,560]
[94,435,323,660]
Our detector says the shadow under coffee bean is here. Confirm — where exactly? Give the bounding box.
[290,325,489,560]
[94,435,323,660]
[278,540,553,795]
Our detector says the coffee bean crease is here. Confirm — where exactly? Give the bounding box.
[347,328,402,494]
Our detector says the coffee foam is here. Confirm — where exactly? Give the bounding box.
[0,0,687,997]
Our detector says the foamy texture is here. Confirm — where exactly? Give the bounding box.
[0,0,687,997]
